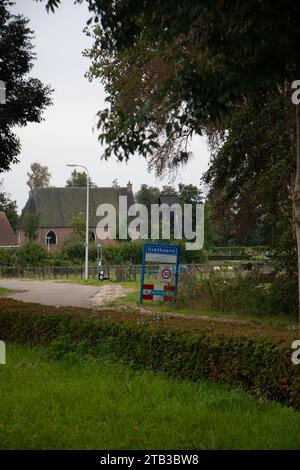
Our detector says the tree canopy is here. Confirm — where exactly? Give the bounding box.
[27,162,51,191]
[22,212,40,241]
[204,87,296,265]
[81,0,299,170]
[39,1,299,169]
[66,169,96,188]
[0,2,52,172]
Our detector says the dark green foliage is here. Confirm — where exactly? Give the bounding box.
[100,240,207,264]
[204,90,296,265]
[178,183,203,206]
[16,241,47,266]
[0,3,52,172]
[83,1,299,163]
[70,212,86,240]
[59,242,86,265]
[0,247,17,266]
[135,184,161,227]
[0,300,299,410]
[22,212,40,241]
[65,169,96,188]
[176,272,298,319]
[0,239,208,266]
[101,241,143,265]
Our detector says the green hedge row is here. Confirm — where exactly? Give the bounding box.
[0,305,299,410]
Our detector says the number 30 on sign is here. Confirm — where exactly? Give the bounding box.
[159,265,174,283]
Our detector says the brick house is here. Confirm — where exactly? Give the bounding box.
[0,211,17,247]
[17,183,134,251]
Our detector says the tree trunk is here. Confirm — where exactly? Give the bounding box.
[294,103,300,334]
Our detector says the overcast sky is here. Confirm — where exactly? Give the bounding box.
[3,0,210,212]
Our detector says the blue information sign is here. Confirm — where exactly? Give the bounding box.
[139,243,180,304]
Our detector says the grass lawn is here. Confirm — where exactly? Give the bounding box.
[0,343,300,450]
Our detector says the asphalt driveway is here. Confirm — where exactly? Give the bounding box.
[0,279,101,308]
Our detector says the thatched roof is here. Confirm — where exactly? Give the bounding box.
[18,186,135,228]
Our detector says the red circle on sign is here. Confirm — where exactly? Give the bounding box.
[162,268,172,280]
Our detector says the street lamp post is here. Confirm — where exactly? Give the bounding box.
[67,163,90,280]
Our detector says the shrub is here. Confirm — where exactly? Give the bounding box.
[60,241,85,264]
[176,271,297,319]
[16,242,47,267]
[0,248,17,266]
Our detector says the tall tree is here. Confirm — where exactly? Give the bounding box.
[23,212,40,241]
[135,185,160,207]
[41,0,300,327]
[71,212,86,240]
[161,185,177,195]
[204,88,295,255]
[84,0,300,329]
[178,183,203,238]
[178,184,203,206]
[135,184,160,229]
[27,162,51,191]
[66,169,96,188]
[0,2,52,172]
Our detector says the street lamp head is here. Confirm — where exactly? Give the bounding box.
[66,163,89,176]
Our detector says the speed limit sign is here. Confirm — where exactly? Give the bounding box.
[159,265,174,283]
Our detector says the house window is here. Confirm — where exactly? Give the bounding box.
[45,230,57,245]
[89,231,95,242]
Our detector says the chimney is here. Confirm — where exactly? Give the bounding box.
[127,181,132,193]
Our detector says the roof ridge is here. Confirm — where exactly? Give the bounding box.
[34,186,129,190]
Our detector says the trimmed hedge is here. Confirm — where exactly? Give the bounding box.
[0,300,299,410]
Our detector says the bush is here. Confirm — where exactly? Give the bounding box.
[16,242,47,267]
[0,299,299,410]
[102,241,143,264]
[176,271,297,319]
[0,248,17,266]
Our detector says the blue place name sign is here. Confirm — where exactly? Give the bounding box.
[144,243,179,263]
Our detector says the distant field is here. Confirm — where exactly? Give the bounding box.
[0,343,299,450]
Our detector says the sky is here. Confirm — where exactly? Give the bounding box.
[2,0,210,212]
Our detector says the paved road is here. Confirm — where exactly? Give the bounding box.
[0,279,101,308]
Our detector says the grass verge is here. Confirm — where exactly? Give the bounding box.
[109,285,297,328]
[0,342,300,449]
